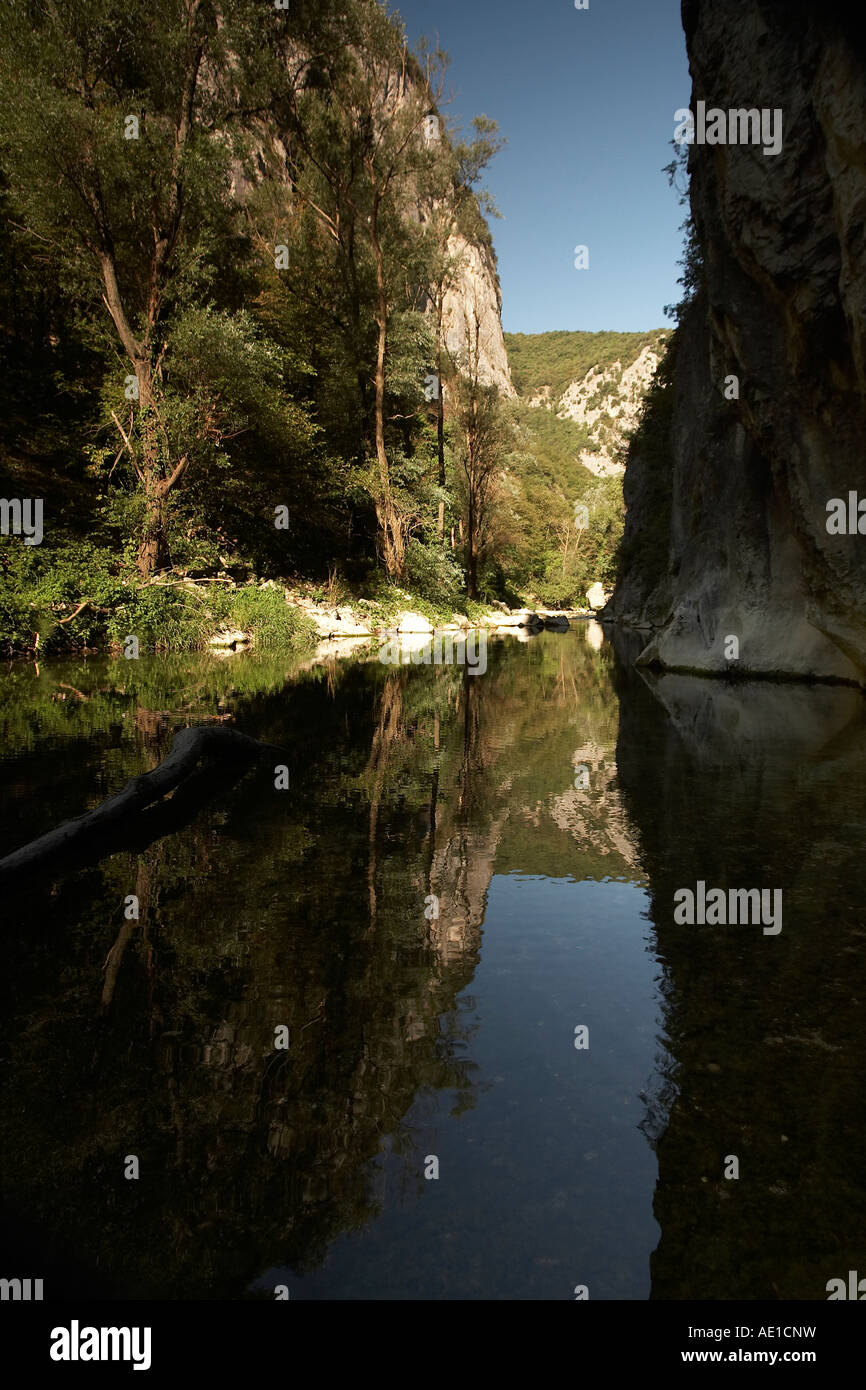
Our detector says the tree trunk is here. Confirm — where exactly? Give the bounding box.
[0,725,283,888]
[436,298,446,540]
[135,359,173,577]
[137,493,172,578]
[467,487,478,600]
[370,198,406,580]
[366,675,403,929]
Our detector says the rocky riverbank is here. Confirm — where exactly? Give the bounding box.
[207,584,612,653]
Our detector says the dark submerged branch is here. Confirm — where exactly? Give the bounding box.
[0,725,284,889]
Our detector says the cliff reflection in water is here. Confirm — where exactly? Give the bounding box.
[613,636,866,1299]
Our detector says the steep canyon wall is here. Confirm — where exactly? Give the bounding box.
[612,0,866,685]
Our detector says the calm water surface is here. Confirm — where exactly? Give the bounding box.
[1,624,865,1299]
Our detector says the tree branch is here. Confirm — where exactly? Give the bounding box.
[158,452,189,497]
[56,600,91,625]
[110,410,144,483]
[0,725,285,888]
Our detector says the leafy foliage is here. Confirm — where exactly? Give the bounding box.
[0,0,663,651]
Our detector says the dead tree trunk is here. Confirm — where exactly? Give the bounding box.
[0,726,282,888]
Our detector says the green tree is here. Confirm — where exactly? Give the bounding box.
[449,293,509,599]
[276,1,456,580]
[0,0,315,577]
[420,112,504,539]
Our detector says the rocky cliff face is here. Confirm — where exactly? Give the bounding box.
[611,0,866,684]
[441,233,515,398]
[556,341,666,476]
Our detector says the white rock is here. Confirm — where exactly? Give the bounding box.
[294,602,372,638]
[393,611,434,634]
[208,628,251,648]
[551,340,668,475]
[488,608,533,627]
[441,234,516,400]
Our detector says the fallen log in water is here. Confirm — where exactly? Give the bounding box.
[0,725,284,889]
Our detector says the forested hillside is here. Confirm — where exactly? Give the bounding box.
[491,329,670,607]
[506,329,670,472]
[506,330,666,400]
[0,0,508,653]
[0,1,665,655]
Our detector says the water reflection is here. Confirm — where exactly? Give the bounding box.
[613,645,866,1299]
[1,624,864,1298]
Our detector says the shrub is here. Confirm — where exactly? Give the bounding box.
[404,537,465,611]
[222,586,315,649]
[0,536,128,655]
[105,583,211,652]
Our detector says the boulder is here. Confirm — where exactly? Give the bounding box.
[488,607,541,628]
[393,610,434,634]
[208,627,251,649]
[520,612,545,633]
[292,600,372,638]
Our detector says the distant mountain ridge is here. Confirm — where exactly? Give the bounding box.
[504,329,670,475]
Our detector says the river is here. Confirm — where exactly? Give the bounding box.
[1,622,864,1299]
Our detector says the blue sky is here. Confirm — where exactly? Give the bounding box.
[393,0,691,334]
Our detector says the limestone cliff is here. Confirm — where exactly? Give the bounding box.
[441,233,515,398]
[556,341,666,476]
[610,0,866,684]
[232,103,513,404]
